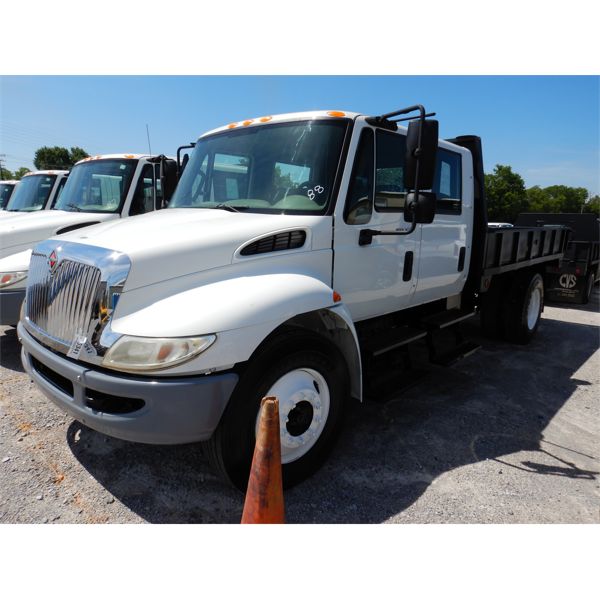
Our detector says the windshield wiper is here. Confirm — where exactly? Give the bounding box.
[213,203,249,213]
[66,203,83,212]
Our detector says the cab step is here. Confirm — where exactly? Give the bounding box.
[420,309,477,330]
[361,326,427,358]
[428,340,481,366]
[363,364,429,402]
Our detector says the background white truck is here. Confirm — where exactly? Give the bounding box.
[0,154,177,325]
[18,106,569,490]
[0,180,19,210]
[0,170,69,219]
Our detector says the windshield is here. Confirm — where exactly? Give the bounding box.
[6,175,56,212]
[169,119,348,213]
[0,183,16,209]
[54,159,137,213]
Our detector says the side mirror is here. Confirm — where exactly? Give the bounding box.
[404,191,436,224]
[404,119,439,191]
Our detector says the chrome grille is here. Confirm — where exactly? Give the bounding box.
[27,251,102,346]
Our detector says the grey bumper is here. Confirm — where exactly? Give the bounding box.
[0,288,25,326]
[18,322,238,444]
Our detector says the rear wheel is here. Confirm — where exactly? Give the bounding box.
[502,272,544,344]
[202,330,348,491]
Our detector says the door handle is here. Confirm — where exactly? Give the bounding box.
[403,251,414,281]
[457,246,466,272]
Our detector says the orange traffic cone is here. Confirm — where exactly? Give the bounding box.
[241,396,285,524]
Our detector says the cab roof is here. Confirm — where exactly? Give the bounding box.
[22,170,69,177]
[74,154,176,166]
[200,110,360,139]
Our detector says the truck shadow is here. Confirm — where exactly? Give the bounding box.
[66,300,599,524]
[0,326,25,374]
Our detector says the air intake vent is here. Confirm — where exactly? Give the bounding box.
[240,230,306,256]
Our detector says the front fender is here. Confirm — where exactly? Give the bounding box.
[108,273,345,376]
[111,273,337,337]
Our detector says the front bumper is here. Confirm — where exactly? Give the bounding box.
[0,288,25,326]
[18,322,238,444]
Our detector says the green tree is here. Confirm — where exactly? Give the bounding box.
[582,195,600,215]
[69,146,90,164]
[14,167,31,179]
[1,167,13,180]
[34,145,89,170]
[526,185,589,213]
[485,164,528,223]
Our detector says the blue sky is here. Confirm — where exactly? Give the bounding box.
[1,76,598,195]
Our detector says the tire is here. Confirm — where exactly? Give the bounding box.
[502,271,544,345]
[581,272,594,304]
[202,329,349,491]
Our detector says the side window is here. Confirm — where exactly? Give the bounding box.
[129,165,155,216]
[50,176,67,208]
[375,130,407,212]
[344,128,374,225]
[433,149,462,214]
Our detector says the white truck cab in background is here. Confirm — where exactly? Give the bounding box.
[0,180,19,210]
[18,107,569,490]
[0,171,69,219]
[0,153,177,325]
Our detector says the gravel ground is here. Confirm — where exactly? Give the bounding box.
[1,289,598,524]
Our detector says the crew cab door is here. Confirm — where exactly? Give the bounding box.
[333,121,419,321]
[410,143,473,305]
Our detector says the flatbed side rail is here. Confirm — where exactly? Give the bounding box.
[482,225,570,277]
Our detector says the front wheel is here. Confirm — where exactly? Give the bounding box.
[202,331,348,491]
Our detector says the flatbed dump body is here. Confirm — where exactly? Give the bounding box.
[481,224,570,280]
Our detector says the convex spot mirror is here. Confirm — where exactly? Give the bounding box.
[404,119,439,191]
[404,191,436,224]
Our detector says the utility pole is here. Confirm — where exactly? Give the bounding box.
[146,124,152,155]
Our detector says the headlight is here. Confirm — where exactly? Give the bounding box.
[102,334,216,371]
[0,272,27,289]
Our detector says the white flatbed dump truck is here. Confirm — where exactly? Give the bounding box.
[0,154,177,325]
[0,170,69,220]
[0,180,19,210]
[18,106,569,490]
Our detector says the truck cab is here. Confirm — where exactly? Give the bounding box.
[0,171,69,219]
[0,154,177,325]
[0,180,19,210]
[17,107,568,490]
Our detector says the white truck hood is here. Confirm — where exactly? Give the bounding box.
[53,208,331,291]
[0,210,118,258]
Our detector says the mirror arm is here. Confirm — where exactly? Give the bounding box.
[359,210,417,246]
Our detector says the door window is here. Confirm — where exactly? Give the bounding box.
[375,130,407,212]
[344,128,374,225]
[433,149,462,214]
